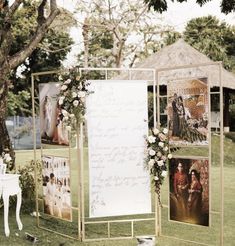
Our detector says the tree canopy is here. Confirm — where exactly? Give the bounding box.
[0,0,60,167]
[184,16,235,71]
[163,16,235,72]
[7,3,74,116]
[144,0,235,14]
[76,0,172,68]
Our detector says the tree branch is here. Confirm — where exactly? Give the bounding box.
[9,2,60,69]
[50,0,57,11]
[8,0,23,18]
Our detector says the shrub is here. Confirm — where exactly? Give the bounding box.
[224,132,235,142]
[0,160,42,213]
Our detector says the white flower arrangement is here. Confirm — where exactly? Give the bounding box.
[57,69,92,129]
[145,127,172,206]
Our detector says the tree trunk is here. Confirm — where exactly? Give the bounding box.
[0,77,15,170]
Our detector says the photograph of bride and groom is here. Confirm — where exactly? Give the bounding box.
[168,78,209,146]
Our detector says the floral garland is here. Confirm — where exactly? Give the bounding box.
[57,69,92,130]
[145,128,172,206]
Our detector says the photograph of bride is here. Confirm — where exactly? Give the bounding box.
[39,83,69,146]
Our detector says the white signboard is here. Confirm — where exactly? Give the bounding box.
[86,80,151,218]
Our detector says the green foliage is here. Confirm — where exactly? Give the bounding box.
[163,16,235,72]
[76,0,169,68]
[145,128,170,206]
[0,159,42,213]
[57,69,93,129]
[163,31,182,46]
[82,24,115,67]
[145,0,235,14]
[184,16,235,71]
[224,132,235,142]
[7,2,74,117]
[7,90,31,116]
[17,160,42,213]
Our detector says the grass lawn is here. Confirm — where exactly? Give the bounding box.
[0,134,234,245]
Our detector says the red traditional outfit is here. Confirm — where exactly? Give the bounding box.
[188,180,202,218]
[173,171,189,218]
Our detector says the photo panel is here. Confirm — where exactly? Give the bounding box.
[39,83,69,147]
[42,155,72,221]
[167,78,209,146]
[169,157,209,226]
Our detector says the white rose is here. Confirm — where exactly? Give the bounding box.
[78,91,86,98]
[149,149,156,156]
[153,128,159,135]
[4,154,11,162]
[73,100,79,107]
[162,155,167,161]
[70,114,75,118]
[61,85,67,91]
[58,96,65,105]
[157,160,164,166]
[6,157,12,162]
[66,126,72,131]
[164,146,168,151]
[72,92,77,98]
[162,170,168,177]
[154,176,159,181]
[63,116,69,121]
[64,79,71,84]
[158,142,164,148]
[148,159,155,168]
[157,151,162,157]
[59,98,64,105]
[148,135,156,143]
[168,153,173,159]
[163,128,168,134]
[61,109,68,116]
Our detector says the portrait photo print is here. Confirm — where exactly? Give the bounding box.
[39,83,69,146]
[169,157,209,226]
[42,155,72,221]
[168,78,208,146]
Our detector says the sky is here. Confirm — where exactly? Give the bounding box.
[57,0,235,67]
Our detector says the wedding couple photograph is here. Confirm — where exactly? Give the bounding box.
[168,78,209,146]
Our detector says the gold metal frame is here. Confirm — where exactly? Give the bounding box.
[156,62,224,245]
[31,70,81,241]
[31,62,224,245]
[78,67,157,241]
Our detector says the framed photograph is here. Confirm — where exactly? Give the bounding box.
[42,155,72,221]
[167,78,209,146]
[39,83,69,146]
[169,157,209,226]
